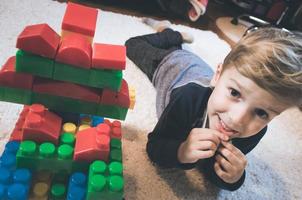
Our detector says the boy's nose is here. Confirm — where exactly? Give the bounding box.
[229,104,250,128]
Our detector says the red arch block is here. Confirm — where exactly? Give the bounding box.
[0,56,34,89]
[16,23,60,59]
[56,33,92,69]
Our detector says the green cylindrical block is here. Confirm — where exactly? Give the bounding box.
[50,183,66,200]
[57,144,73,159]
[39,142,55,158]
[109,162,123,176]
[20,140,36,156]
[90,174,106,192]
[108,175,124,192]
[91,160,107,175]
[60,133,75,146]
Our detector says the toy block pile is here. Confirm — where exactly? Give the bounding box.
[0,2,134,200]
[0,2,136,120]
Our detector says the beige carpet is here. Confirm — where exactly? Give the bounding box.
[0,0,302,199]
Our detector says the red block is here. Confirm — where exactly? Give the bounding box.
[55,33,92,69]
[100,79,130,108]
[0,56,34,89]
[92,43,126,70]
[74,123,110,162]
[22,104,62,144]
[62,2,98,37]
[16,24,60,59]
[33,77,101,103]
[9,106,30,141]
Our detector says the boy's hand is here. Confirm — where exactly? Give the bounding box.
[214,141,247,183]
[178,128,229,164]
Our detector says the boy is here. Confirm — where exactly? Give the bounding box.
[125,18,302,191]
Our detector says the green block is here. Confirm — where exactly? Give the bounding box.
[16,49,54,78]
[110,149,123,163]
[90,69,122,91]
[32,92,99,115]
[110,139,122,150]
[98,105,128,120]
[16,140,74,173]
[86,161,124,200]
[54,62,91,86]
[54,61,122,91]
[50,183,66,200]
[0,86,32,104]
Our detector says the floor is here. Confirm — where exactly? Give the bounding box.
[65,0,245,46]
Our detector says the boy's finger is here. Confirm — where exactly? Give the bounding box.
[196,140,217,151]
[221,141,243,157]
[194,149,216,159]
[195,132,221,145]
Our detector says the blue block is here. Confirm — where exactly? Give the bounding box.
[67,172,87,200]
[92,116,104,127]
[4,142,20,155]
[0,153,16,171]
[0,141,31,200]
[7,183,27,200]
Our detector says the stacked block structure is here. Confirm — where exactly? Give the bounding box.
[0,2,136,120]
[0,2,133,200]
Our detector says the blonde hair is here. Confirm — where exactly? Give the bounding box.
[222,27,302,110]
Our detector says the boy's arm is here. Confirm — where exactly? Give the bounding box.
[147,83,211,169]
[201,127,267,191]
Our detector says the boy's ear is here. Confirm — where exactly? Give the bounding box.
[210,63,223,87]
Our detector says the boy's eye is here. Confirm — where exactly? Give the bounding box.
[230,88,240,98]
[255,108,269,119]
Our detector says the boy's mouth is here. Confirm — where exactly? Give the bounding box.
[217,116,238,137]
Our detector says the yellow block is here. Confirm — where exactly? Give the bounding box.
[33,182,49,198]
[129,86,136,110]
[61,29,93,44]
[63,122,77,134]
[78,124,91,132]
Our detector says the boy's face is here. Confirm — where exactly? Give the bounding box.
[208,66,289,139]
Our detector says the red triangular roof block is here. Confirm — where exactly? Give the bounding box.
[16,23,60,59]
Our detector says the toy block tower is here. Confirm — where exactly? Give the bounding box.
[0,2,135,200]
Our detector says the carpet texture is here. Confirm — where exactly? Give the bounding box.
[0,1,301,199]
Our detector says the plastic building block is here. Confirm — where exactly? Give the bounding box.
[60,133,76,147]
[50,183,66,200]
[53,61,123,91]
[79,114,92,126]
[0,56,34,89]
[62,123,77,134]
[100,79,130,108]
[66,172,87,200]
[92,43,126,70]
[50,110,80,124]
[55,33,92,69]
[92,116,104,127]
[28,170,53,200]
[0,86,32,105]
[16,140,74,173]
[22,104,62,144]
[31,92,99,116]
[0,141,32,200]
[89,68,123,91]
[97,104,128,120]
[74,123,110,162]
[129,86,136,110]
[16,49,54,78]
[33,77,101,103]
[16,23,60,59]
[86,161,124,200]
[62,2,98,38]
[9,106,30,141]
